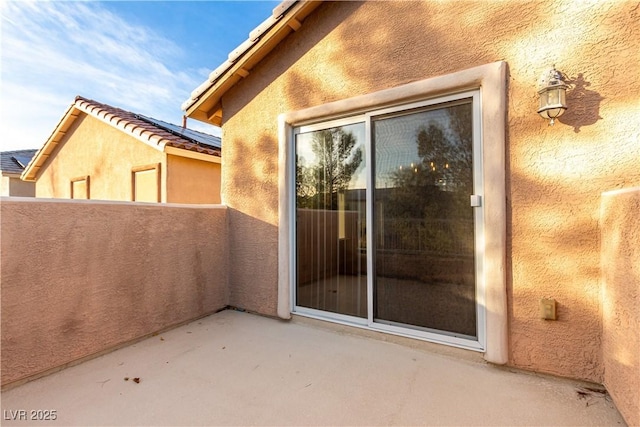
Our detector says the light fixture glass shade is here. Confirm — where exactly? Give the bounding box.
[537,68,568,125]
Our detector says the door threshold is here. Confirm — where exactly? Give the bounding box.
[291,311,485,359]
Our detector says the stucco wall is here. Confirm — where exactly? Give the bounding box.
[35,113,166,201]
[0,198,229,386]
[601,188,640,427]
[166,154,221,204]
[1,176,35,197]
[219,0,640,383]
[0,175,9,196]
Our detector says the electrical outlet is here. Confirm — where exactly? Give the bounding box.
[540,298,557,320]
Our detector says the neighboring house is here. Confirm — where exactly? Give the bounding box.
[182,1,639,425]
[0,149,37,197]
[22,96,222,204]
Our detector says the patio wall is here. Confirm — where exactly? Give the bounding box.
[601,188,640,427]
[0,198,229,387]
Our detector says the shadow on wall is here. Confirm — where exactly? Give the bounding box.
[221,125,281,315]
[224,134,280,223]
[559,73,604,133]
[274,1,543,110]
[509,168,605,380]
[278,19,604,384]
[600,189,640,427]
[221,0,639,387]
[224,2,365,124]
[227,208,278,315]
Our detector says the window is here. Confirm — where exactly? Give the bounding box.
[70,176,90,199]
[132,163,161,202]
[279,62,507,362]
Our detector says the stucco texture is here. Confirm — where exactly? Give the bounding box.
[1,176,35,197]
[35,113,164,201]
[0,199,229,386]
[35,113,221,204]
[166,154,221,204]
[219,0,640,385]
[601,188,640,427]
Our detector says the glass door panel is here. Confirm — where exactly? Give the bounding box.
[295,122,368,318]
[372,101,477,337]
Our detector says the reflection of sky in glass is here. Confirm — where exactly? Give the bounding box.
[296,122,367,189]
[374,108,451,188]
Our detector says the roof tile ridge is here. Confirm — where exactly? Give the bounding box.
[74,98,170,150]
[76,97,137,126]
[112,117,128,127]
[130,124,173,148]
[76,99,124,127]
[74,97,219,157]
[101,111,124,126]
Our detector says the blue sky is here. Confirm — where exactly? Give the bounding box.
[1,1,279,151]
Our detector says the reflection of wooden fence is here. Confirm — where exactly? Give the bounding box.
[375,250,474,285]
[296,209,362,285]
[296,210,475,285]
[378,218,474,257]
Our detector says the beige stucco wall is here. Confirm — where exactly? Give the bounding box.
[1,175,35,197]
[1,175,9,196]
[35,113,166,201]
[166,154,221,204]
[601,188,640,427]
[0,198,229,387]
[219,0,640,384]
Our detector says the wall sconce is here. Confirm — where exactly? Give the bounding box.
[537,67,568,126]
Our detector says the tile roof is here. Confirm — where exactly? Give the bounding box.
[75,97,221,155]
[182,1,322,125]
[22,97,222,181]
[1,149,37,175]
[181,0,298,112]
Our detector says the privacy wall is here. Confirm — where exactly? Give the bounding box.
[601,188,640,427]
[218,0,640,386]
[1,199,229,386]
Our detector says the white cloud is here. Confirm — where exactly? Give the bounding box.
[0,1,219,151]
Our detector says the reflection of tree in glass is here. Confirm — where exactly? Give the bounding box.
[297,128,363,210]
[387,104,472,215]
[382,104,473,255]
[418,121,471,193]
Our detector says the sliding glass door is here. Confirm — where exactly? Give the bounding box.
[372,101,477,338]
[293,92,483,345]
[295,121,368,318]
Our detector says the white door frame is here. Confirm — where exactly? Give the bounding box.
[278,61,508,363]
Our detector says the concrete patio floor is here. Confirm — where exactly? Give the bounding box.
[1,309,625,426]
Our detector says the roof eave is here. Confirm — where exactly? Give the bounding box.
[184,1,323,126]
[21,104,81,182]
